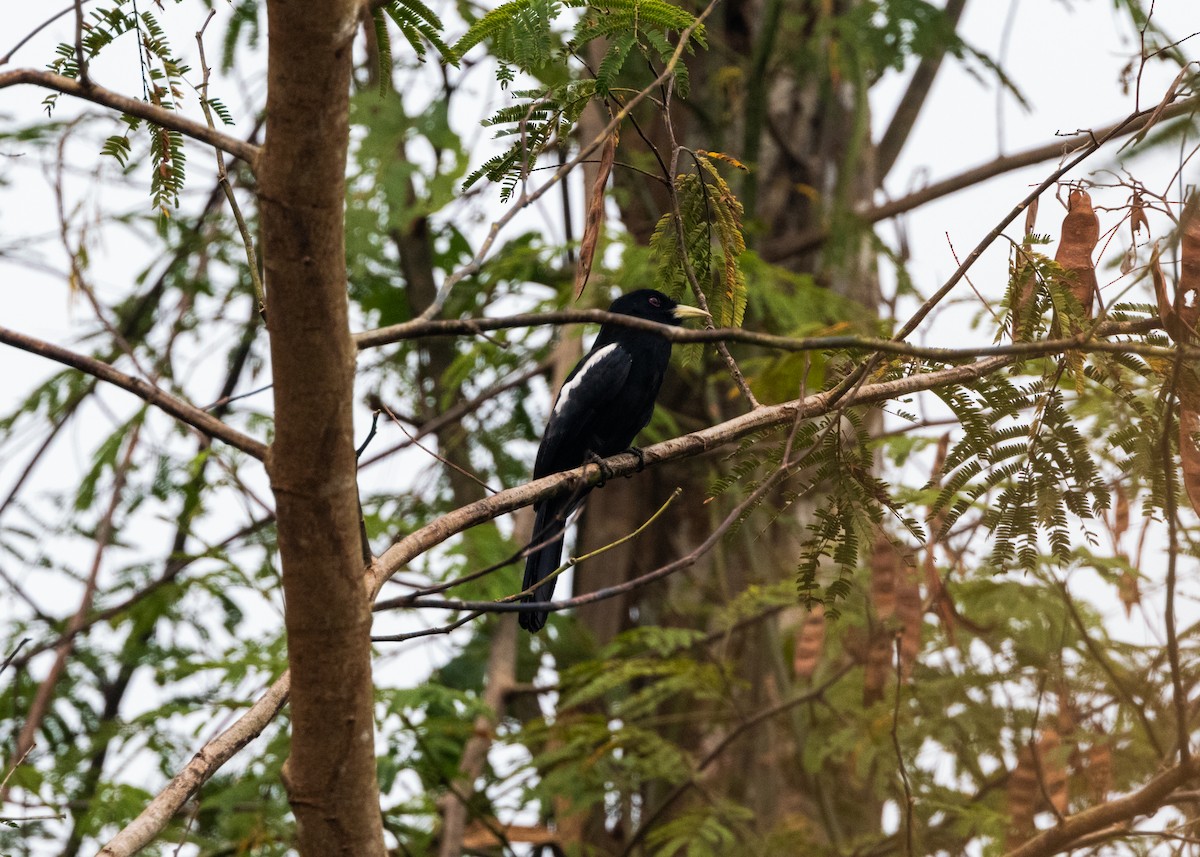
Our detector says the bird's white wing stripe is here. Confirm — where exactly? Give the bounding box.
[553,343,619,418]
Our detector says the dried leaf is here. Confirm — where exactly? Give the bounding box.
[1131,192,1148,239]
[793,604,826,680]
[1054,188,1100,318]
[573,129,617,300]
[1120,244,1137,276]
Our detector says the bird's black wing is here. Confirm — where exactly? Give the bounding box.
[521,342,632,632]
[534,341,633,478]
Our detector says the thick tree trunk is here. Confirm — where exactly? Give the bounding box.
[572,0,890,844]
[260,1,386,854]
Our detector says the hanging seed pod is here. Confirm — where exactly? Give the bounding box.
[1111,481,1130,543]
[870,531,898,622]
[862,629,892,706]
[1055,188,1100,318]
[1178,200,1200,339]
[1006,744,1038,849]
[793,604,826,680]
[1037,729,1069,816]
[1010,198,1040,340]
[1118,568,1141,617]
[1084,742,1113,804]
[895,564,922,680]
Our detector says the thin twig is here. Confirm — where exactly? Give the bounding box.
[0,324,267,458]
[195,12,265,316]
[0,639,29,676]
[892,635,916,857]
[0,68,259,166]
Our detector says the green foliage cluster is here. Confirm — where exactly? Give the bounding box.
[44,2,192,214]
[455,0,704,198]
[650,153,748,336]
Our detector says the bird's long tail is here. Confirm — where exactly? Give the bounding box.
[520,498,571,633]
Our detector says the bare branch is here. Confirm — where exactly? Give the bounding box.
[877,0,969,179]
[764,93,1200,262]
[358,308,1164,360]
[96,674,291,857]
[1003,756,1200,857]
[368,353,1017,598]
[0,324,267,459]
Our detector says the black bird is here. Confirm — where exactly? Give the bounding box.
[520,289,708,632]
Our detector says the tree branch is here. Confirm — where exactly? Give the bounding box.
[763,93,1200,262]
[1003,756,1200,857]
[358,309,1163,360]
[95,674,291,857]
[368,353,1016,597]
[876,0,969,180]
[0,324,267,459]
[0,68,260,167]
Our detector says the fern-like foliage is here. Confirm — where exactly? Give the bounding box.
[463,80,597,201]
[650,153,748,334]
[455,0,704,198]
[375,0,455,81]
[926,363,1112,573]
[46,2,193,213]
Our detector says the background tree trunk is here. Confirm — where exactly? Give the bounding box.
[573,0,897,842]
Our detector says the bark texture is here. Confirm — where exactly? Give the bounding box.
[260,1,386,854]
[572,0,899,844]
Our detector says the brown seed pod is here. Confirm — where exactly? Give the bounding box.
[870,531,898,622]
[1178,201,1200,339]
[1055,189,1100,318]
[793,604,826,680]
[1037,729,1069,816]
[1084,742,1113,804]
[1007,744,1038,848]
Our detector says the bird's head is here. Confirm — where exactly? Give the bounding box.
[607,289,710,326]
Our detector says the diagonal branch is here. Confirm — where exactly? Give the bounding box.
[764,92,1200,262]
[0,68,260,166]
[0,324,267,459]
[368,353,1016,597]
[876,0,969,180]
[95,674,291,857]
[1003,755,1200,857]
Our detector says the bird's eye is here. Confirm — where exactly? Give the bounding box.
[648,296,661,307]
